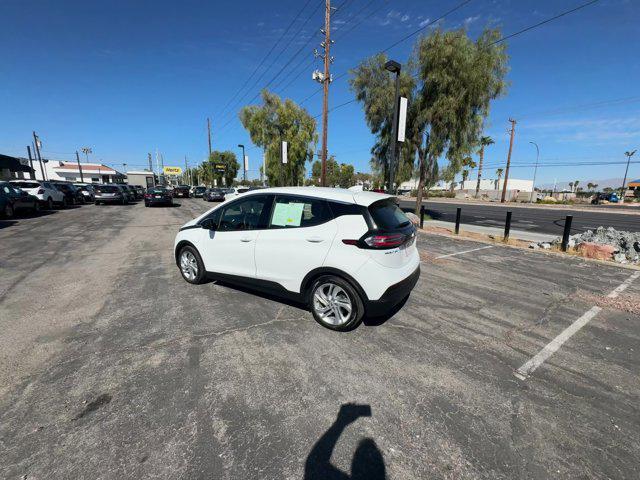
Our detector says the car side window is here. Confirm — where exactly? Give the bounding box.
[269,195,332,229]
[218,194,272,232]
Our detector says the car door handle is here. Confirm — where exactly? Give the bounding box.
[240,238,253,242]
[306,237,324,243]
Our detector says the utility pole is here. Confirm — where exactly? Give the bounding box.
[155,149,160,185]
[207,118,212,159]
[148,153,155,186]
[81,147,92,163]
[75,151,85,183]
[313,0,334,187]
[184,155,189,185]
[501,118,516,203]
[26,146,35,180]
[529,141,539,203]
[33,131,46,180]
[620,150,636,203]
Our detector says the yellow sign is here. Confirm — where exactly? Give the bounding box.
[163,166,182,175]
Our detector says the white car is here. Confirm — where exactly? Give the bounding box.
[10,180,65,209]
[174,187,420,330]
[223,187,250,202]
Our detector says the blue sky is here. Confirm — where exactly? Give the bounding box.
[1,0,639,185]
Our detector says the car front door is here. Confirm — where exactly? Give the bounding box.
[199,194,273,278]
[254,194,337,293]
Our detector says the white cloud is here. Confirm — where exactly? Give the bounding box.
[419,18,431,27]
[401,14,410,22]
[464,15,481,26]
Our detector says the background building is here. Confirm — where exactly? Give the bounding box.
[126,170,156,188]
[34,161,124,183]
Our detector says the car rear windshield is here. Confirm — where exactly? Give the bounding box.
[368,199,411,230]
[195,187,206,191]
[95,185,119,193]
[11,181,40,188]
[148,188,167,194]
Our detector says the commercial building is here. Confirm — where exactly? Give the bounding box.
[126,170,157,188]
[34,161,125,183]
[0,154,35,180]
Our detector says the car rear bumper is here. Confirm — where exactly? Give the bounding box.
[365,266,420,314]
[95,196,124,203]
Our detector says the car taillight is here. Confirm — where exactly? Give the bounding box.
[364,233,405,248]
[37,188,45,194]
[144,194,151,198]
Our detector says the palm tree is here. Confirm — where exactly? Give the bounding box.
[574,180,580,192]
[496,168,504,190]
[568,181,574,192]
[462,169,469,186]
[593,183,598,191]
[475,136,494,198]
[587,182,594,191]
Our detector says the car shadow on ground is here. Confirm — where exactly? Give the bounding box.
[208,279,406,329]
[304,403,386,480]
[145,203,181,208]
[1,210,58,227]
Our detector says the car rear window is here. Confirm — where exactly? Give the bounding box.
[96,185,119,193]
[368,199,411,230]
[148,188,167,194]
[11,181,40,188]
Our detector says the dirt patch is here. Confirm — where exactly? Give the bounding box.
[575,292,640,315]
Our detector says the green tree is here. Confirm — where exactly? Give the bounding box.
[240,89,317,186]
[207,150,239,187]
[349,53,417,188]
[496,168,504,189]
[475,136,494,197]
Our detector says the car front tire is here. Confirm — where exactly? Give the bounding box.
[178,246,206,284]
[309,275,364,331]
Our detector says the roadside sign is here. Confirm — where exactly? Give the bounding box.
[282,141,288,164]
[397,96,408,142]
[244,155,249,171]
[214,163,225,172]
[163,166,182,175]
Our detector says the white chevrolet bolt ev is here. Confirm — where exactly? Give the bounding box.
[174,187,420,330]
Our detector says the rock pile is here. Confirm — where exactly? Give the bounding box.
[530,226,640,264]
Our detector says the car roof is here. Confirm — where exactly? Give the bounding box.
[237,186,392,206]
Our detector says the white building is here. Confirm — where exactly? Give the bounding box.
[398,177,533,193]
[126,170,156,188]
[35,160,124,183]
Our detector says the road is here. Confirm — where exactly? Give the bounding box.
[399,199,640,236]
[1,198,639,479]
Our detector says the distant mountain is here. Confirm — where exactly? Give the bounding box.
[538,178,627,191]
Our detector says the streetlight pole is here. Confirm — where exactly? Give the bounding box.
[238,144,246,183]
[529,141,539,203]
[620,150,636,203]
[81,147,92,163]
[385,60,401,194]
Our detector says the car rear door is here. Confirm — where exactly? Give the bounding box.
[254,194,337,293]
[199,194,273,278]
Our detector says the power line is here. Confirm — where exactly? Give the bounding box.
[216,0,316,119]
[490,0,601,45]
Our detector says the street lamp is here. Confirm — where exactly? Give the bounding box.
[238,144,246,183]
[385,60,401,194]
[529,141,539,203]
[81,147,92,163]
[620,150,636,203]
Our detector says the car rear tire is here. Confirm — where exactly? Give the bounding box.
[178,246,206,284]
[309,275,364,331]
[33,201,40,213]
[46,197,53,210]
[4,204,14,218]
[62,197,69,208]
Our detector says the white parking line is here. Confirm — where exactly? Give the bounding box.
[435,245,494,259]
[514,270,640,381]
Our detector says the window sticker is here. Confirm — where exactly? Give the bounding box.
[272,202,305,227]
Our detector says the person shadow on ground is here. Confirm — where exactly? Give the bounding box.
[304,403,386,480]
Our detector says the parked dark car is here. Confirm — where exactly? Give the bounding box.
[134,185,146,197]
[592,192,620,204]
[203,188,226,202]
[144,187,173,207]
[123,184,139,200]
[173,185,191,198]
[192,186,207,198]
[52,182,84,206]
[1,181,40,217]
[73,183,96,202]
[94,184,127,205]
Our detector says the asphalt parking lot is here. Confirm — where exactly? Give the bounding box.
[1,198,639,479]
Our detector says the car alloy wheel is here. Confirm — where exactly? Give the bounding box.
[313,282,353,326]
[180,250,198,281]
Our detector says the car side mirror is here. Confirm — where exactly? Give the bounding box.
[200,218,217,230]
